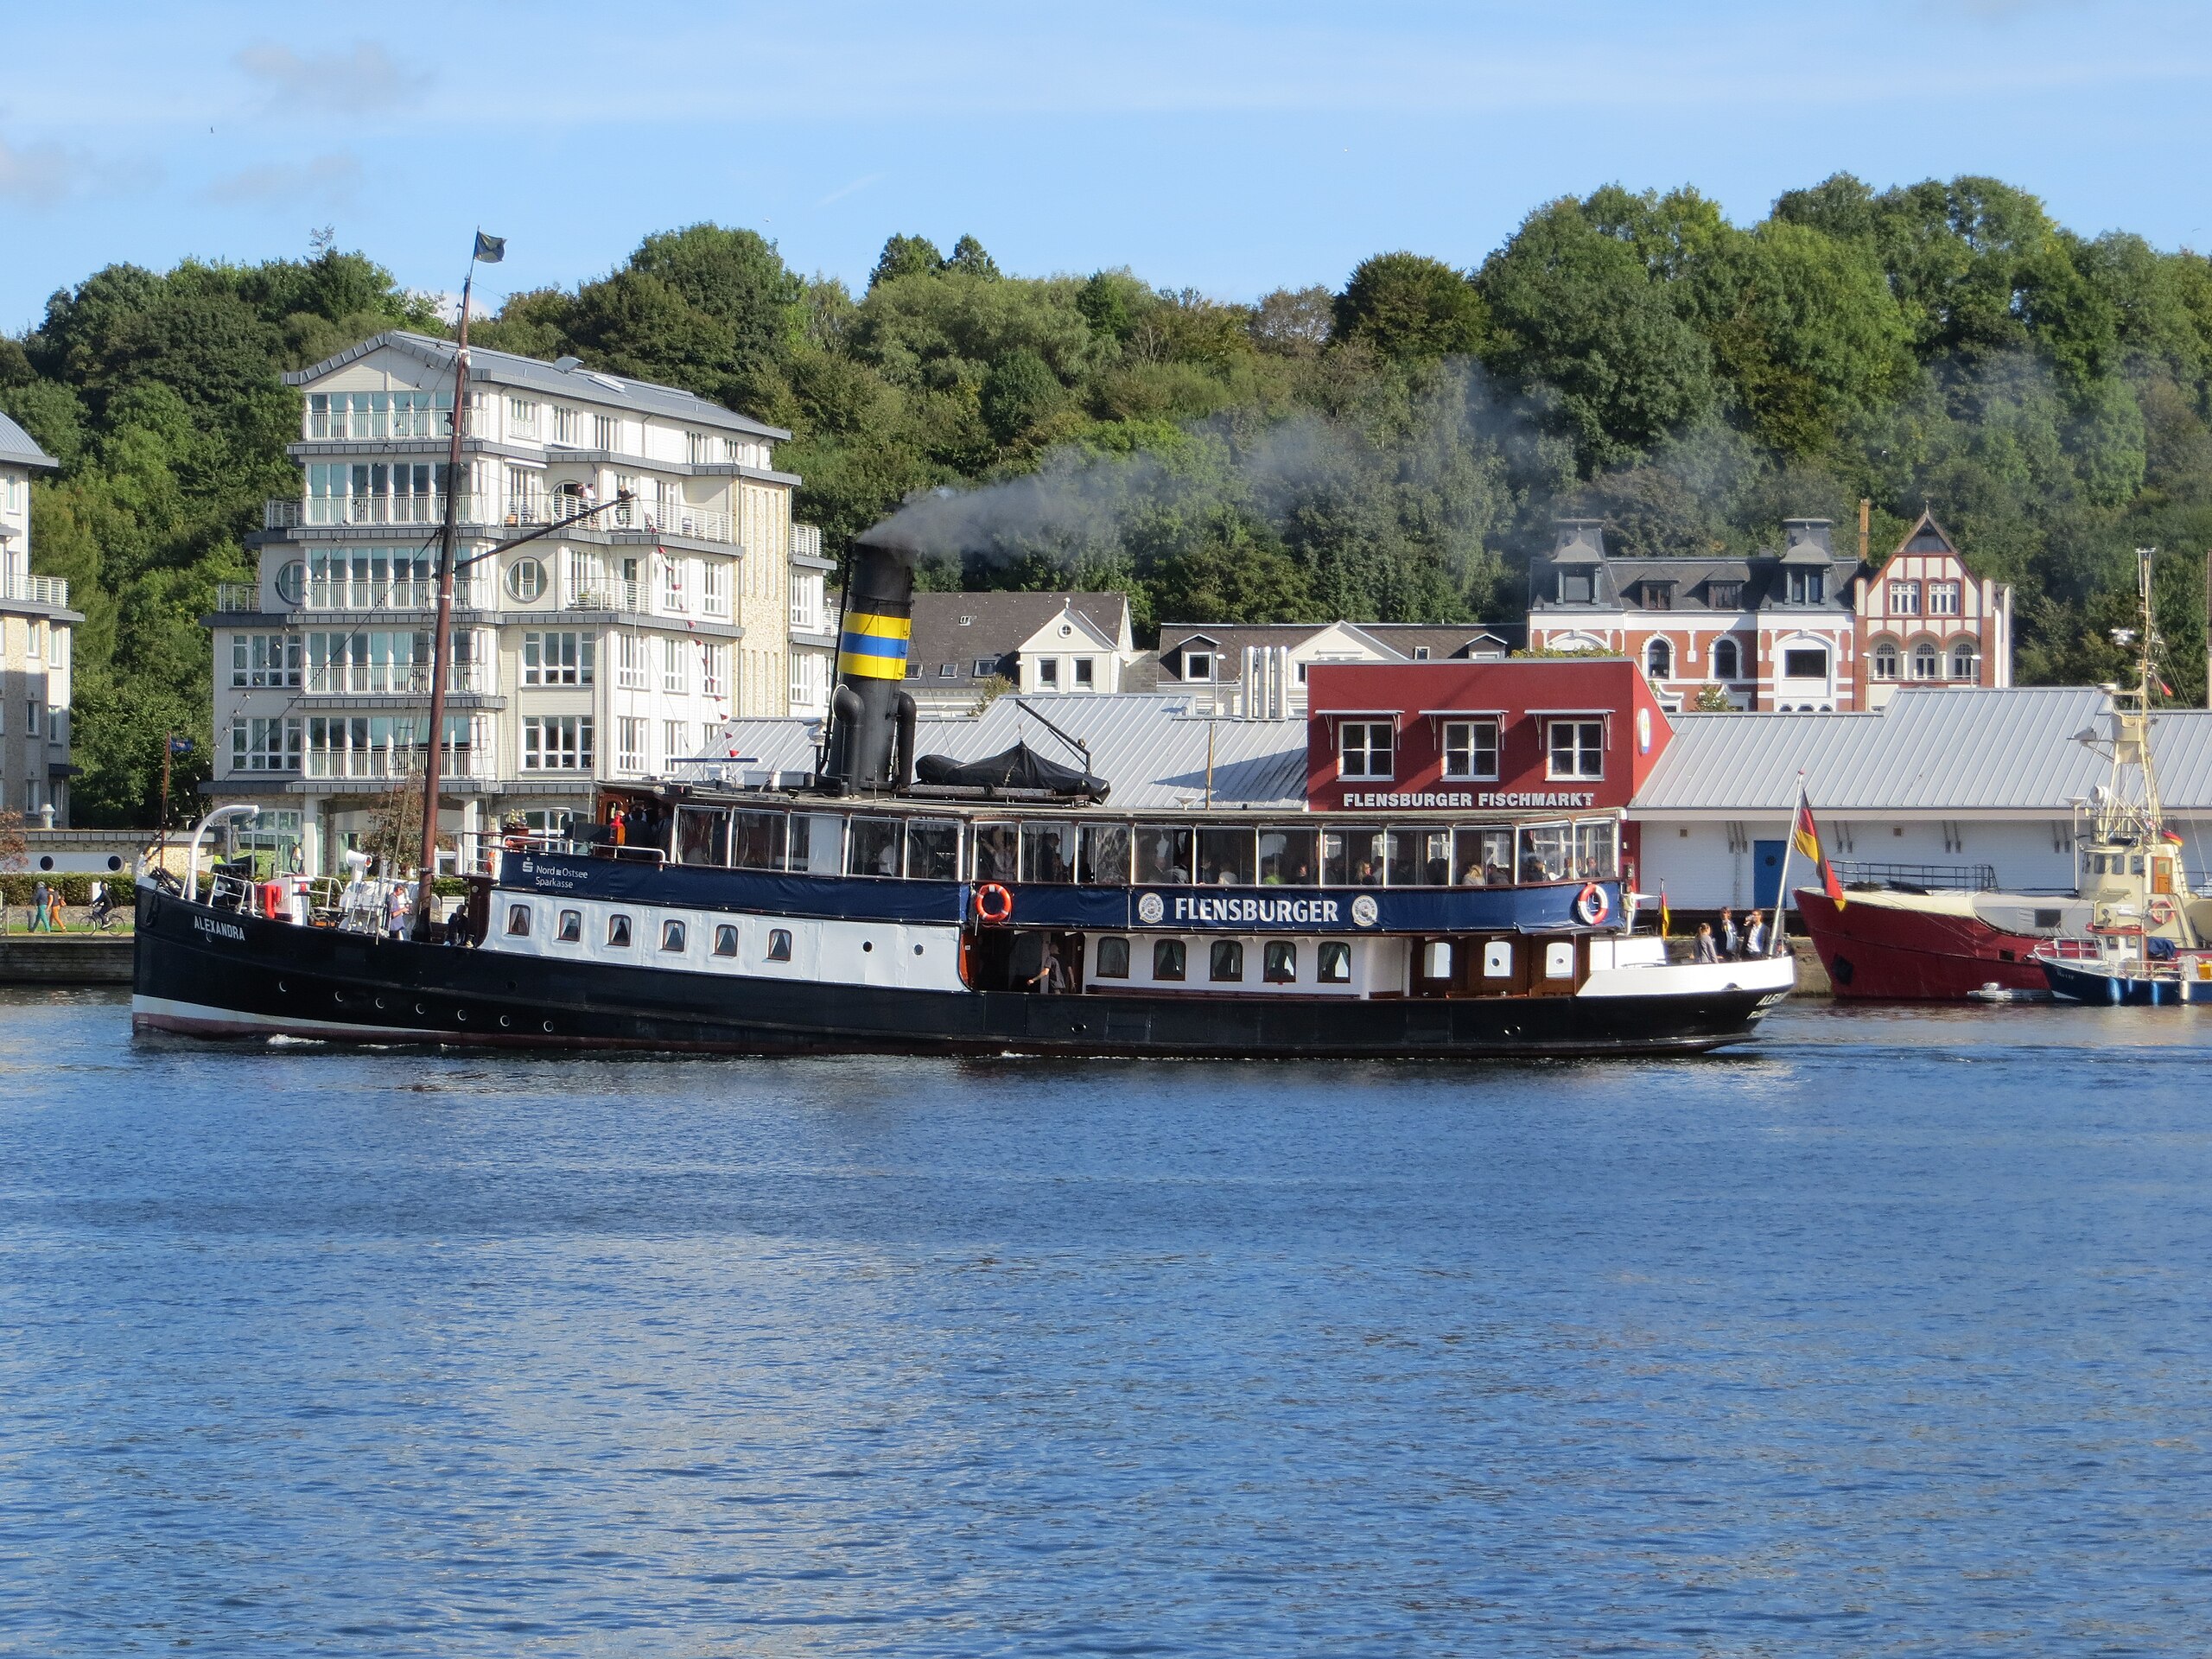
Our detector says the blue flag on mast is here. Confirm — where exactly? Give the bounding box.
[472,232,505,264]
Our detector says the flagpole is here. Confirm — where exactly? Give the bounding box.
[1770,770,1804,957]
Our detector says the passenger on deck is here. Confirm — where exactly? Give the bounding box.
[1695,924,1719,963]
[1459,861,1485,886]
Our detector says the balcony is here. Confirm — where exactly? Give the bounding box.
[560,578,646,614]
[791,523,823,560]
[0,573,70,608]
[266,493,736,545]
[302,663,498,696]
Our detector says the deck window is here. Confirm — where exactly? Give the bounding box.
[661,919,686,952]
[1135,826,1192,885]
[789,813,845,874]
[972,823,1019,883]
[1384,829,1452,887]
[732,810,787,871]
[1421,941,1452,979]
[906,819,961,882]
[1095,936,1131,978]
[1322,828,1385,887]
[714,925,739,957]
[1210,939,1244,982]
[607,914,633,948]
[1198,828,1255,887]
[677,807,728,868]
[1318,941,1351,983]
[1454,827,1513,886]
[1576,820,1618,879]
[558,909,582,942]
[505,904,531,937]
[766,928,793,962]
[848,817,904,878]
[1263,941,1298,983]
[1153,938,1185,981]
[1020,823,1078,883]
[1077,823,1130,885]
[1521,824,1572,883]
[1259,828,1320,885]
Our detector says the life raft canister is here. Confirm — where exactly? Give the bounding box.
[974,882,1014,925]
[1574,882,1611,926]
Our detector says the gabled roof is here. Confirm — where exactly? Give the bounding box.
[906,591,1131,678]
[1894,508,1960,559]
[0,410,57,470]
[282,331,791,440]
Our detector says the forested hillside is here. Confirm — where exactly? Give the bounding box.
[9,174,2212,825]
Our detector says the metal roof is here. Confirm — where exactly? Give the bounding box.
[695,694,1310,809]
[283,332,791,441]
[1634,687,2129,812]
[0,410,57,469]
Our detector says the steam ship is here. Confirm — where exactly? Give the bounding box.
[133,533,1794,1058]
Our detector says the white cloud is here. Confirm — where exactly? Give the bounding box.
[203,152,361,208]
[0,135,92,205]
[233,41,429,111]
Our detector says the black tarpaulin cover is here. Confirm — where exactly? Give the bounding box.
[913,742,1109,799]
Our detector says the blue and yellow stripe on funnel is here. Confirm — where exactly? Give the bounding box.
[837,611,912,680]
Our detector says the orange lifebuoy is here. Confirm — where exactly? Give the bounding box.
[1574,882,1610,926]
[2148,894,2177,926]
[975,882,1014,925]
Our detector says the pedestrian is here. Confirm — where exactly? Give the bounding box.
[48,886,67,931]
[1719,906,1738,959]
[1744,908,1766,957]
[1027,936,1064,995]
[28,880,50,933]
[1694,923,1719,963]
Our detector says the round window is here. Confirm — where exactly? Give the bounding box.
[275,561,304,605]
[505,556,546,602]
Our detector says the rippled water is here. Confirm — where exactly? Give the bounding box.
[3,992,2210,1655]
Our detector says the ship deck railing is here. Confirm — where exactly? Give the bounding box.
[1832,860,1999,894]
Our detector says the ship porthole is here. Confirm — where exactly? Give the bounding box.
[454,1009,467,1023]
[414,1003,425,1016]
[862,940,873,952]
[542,1020,554,1033]
[277,981,288,994]
[374,997,386,1010]
[913,944,924,957]
[499,1014,511,1029]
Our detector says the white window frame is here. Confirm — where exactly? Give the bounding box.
[230,716,302,772]
[1929,581,1961,617]
[617,632,647,690]
[702,560,730,618]
[523,630,593,686]
[1183,648,1215,683]
[617,716,647,773]
[1888,580,1920,614]
[663,637,686,695]
[1338,720,1395,781]
[522,715,593,771]
[702,644,728,698]
[664,719,688,764]
[1441,719,1499,782]
[1712,636,1742,680]
[232,632,302,690]
[660,556,686,613]
[1545,719,1605,781]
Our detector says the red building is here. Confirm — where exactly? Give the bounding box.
[1304,658,1674,817]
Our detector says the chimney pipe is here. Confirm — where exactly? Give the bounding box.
[821,531,918,792]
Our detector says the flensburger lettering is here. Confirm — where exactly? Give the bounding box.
[1173,894,1342,925]
[193,916,246,942]
[1339,789,1599,809]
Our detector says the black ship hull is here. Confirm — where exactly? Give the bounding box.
[132,887,1782,1060]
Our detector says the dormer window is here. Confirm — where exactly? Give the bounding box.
[1183,649,1214,683]
[1639,582,1673,610]
[1558,573,1592,604]
[1707,580,1742,610]
[959,614,976,626]
[1413,645,1431,660]
[1787,569,1825,605]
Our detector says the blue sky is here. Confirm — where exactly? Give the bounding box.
[3,0,2208,330]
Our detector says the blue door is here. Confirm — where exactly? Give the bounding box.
[1752,840,1786,909]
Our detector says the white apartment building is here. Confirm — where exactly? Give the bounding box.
[0,411,77,824]
[209,331,834,872]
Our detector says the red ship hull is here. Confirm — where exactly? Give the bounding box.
[1793,889,2050,1001]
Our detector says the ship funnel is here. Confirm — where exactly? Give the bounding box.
[821,527,919,793]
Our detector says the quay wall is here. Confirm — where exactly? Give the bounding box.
[0,938,132,984]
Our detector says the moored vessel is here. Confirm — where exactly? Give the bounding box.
[135,528,1793,1058]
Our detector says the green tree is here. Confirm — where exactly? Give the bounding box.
[1333,253,1487,361]
[869,233,944,289]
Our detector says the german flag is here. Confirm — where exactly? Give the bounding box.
[1795,795,1846,910]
